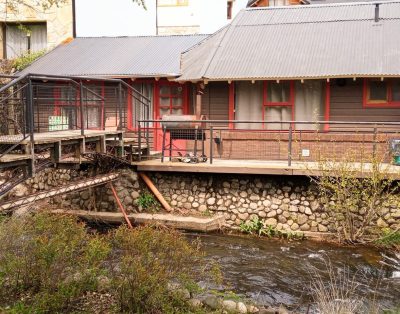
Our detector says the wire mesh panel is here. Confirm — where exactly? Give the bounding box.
[139,119,400,165]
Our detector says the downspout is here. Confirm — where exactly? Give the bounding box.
[72,0,77,38]
[155,0,159,35]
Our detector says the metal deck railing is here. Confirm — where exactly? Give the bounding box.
[138,119,400,165]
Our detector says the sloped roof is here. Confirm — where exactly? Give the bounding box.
[177,1,400,81]
[19,35,208,78]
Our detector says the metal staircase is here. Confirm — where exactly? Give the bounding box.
[0,73,150,200]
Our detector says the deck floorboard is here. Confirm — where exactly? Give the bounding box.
[135,159,400,178]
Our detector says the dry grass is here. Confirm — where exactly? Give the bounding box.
[310,259,372,314]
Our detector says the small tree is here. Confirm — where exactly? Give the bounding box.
[311,150,400,243]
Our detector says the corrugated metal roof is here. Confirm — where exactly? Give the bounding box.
[19,35,208,77]
[178,1,400,81]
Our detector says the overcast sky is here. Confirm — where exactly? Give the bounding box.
[75,0,248,37]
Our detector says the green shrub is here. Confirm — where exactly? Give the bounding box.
[0,213,221,313]
[375,229,400,250]
[110,225,212,313]
[0,213,110,313]
[137,192,160,212]
[239,217,304,240]
[12,50,46,72]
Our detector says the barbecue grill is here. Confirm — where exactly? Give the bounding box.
[161,115,207,162]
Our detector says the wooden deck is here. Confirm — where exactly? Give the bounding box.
[0,130,123,145]
[135,159,400,178]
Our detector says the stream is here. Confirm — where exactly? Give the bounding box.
[186,232,400,313]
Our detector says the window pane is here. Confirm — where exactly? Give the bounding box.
[171,97,183,106]
[170,86,183,96]
[160,97,170,106]
[264,107,291,130]
[159,86,170,95]
[369,80,388,102]
[160,108,170,117]
[171,108,183,115]
[392,80,400,102]
[267,82,290,103]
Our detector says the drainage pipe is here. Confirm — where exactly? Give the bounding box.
[138,172,173,212]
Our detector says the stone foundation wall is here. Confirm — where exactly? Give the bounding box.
[3,168,143,213]
[150,173,400,233]
[4,167,399,233]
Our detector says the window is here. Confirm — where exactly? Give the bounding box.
[132,82,154,128]
[263,81,294,130]
[157,83,187,118]
[5,23,47,59]
[364,79,400,107]
[157,0,189,6]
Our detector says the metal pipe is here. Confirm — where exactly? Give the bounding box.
[118,82,123,130]
[138,122,142,161]
[138,119,400,126]
[288,123,293,167]
[79,81,85,136]
[210,126,213,164]
[139,172,173,212]
[109,182,133,229]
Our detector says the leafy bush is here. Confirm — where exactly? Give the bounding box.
[12,50,46,72]
[312,152,400,243]
[110,225,209,313]
[239,217,304,240]
[0,213,110,313]
[0,213,221,313]
[137,192,160,212]
[375,229,400,251]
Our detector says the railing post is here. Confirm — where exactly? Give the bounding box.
[161,125,166,163]
[27,78,35,176]
[27,78,34,144]
[210,126,213,164]
[373,126,377,160]
[288,123,293,167]
[138,121,142,161]
[79,81,85,136]
[146,103,150,153]
[118,82,123,130]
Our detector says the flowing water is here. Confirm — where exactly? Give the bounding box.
[187,233,400,312]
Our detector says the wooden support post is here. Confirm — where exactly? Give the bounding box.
[97,135,106,153]
[109,182,133,228]
[52,141,62,163]
[195,82,204,118]
[139,172,172,212]
[115,132,124,157]
[80,138,86,155]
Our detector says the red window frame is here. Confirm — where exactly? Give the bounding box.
[262,81,295,129]
[155,81,188,119]
[363,78,400,108]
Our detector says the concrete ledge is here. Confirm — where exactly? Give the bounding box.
[51,209,225,232]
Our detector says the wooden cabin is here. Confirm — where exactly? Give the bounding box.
[15,1,400,169]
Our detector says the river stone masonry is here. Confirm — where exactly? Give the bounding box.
[5,168,143,213]
[150,173,400,233]
[5,168,399,233]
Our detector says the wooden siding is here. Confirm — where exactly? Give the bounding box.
[201,82,229,123]
[330,79,400,123]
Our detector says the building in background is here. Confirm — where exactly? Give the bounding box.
[75,0,247,37]
[0,0,73,59]
[247,0,301,7]
[157,0,244,35]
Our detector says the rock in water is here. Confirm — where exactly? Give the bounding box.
[237,301,248,313]
[222,300,237,311]
[203,295,220,310]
